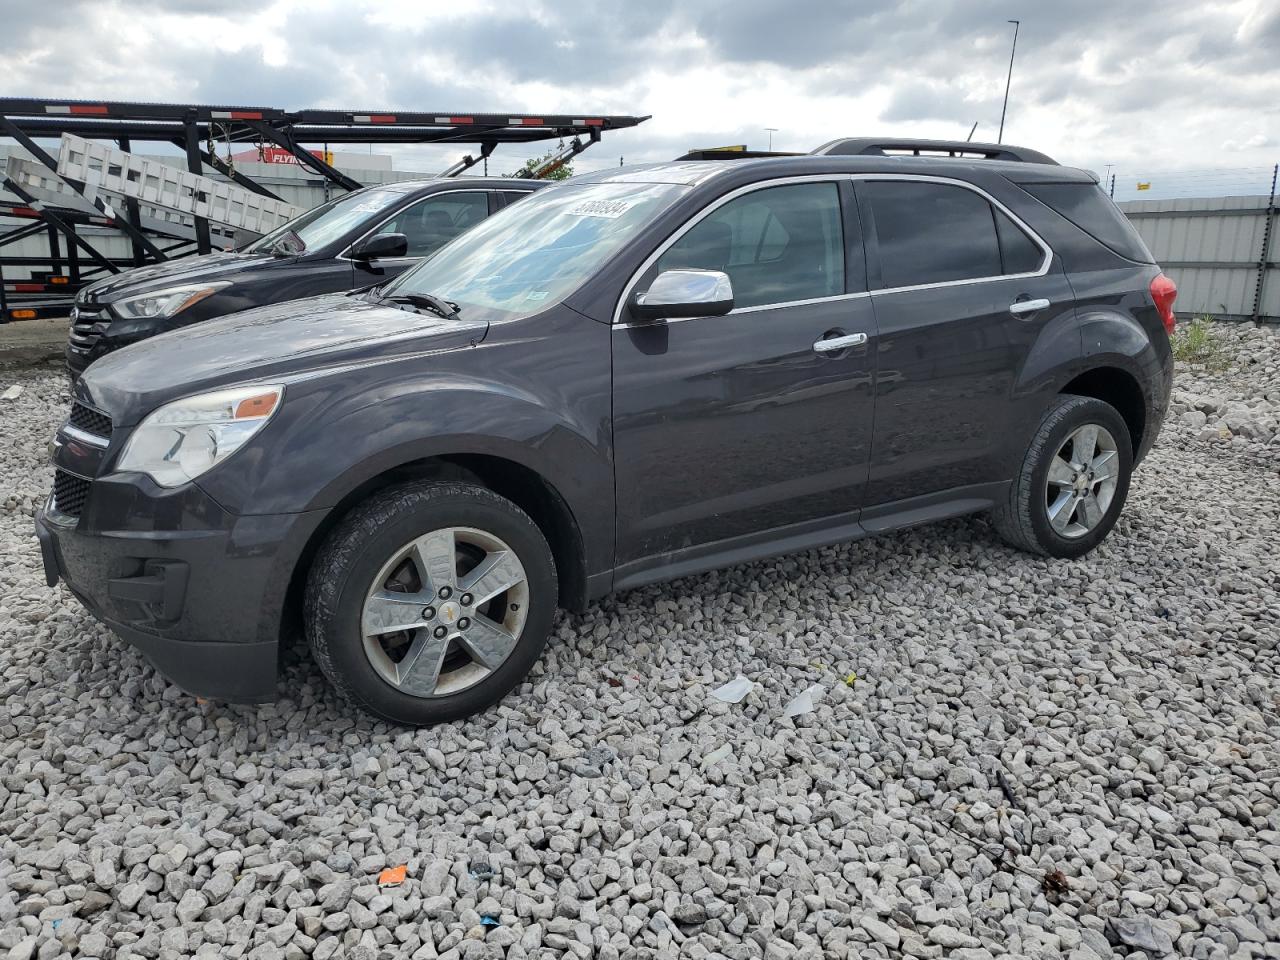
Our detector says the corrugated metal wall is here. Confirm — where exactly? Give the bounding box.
[1118,194,1277,321]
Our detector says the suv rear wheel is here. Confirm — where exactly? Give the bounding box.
[305,481,557,725]
[991,394,1134,559]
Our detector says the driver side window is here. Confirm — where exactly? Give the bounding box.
[370,192,489,258]
[657,182,845,309]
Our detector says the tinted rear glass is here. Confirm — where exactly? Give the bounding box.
[864,181,1001,287]
[1022,182,1153,263]
[994,209,1043,274]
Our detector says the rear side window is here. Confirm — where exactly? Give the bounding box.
[863,181,1046,287]
[1021,182,1153,263]
[501,190,535,206]
[863,181,1002,287]
[658,182,845,309]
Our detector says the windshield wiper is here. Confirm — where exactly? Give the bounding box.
[382,292,461,321]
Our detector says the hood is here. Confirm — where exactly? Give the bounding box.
[78,252,284,303]
[77,293,488,425]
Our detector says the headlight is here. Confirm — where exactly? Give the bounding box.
[116,384,284,487]
[110,282,230,321]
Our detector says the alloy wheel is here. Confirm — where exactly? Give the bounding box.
[1044,423,1120,539]
[360,526,529,697]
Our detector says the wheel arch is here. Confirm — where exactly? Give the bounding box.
[1058,365,1147,455]
[279,452,591,653]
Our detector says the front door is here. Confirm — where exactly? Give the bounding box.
[611,179,878,574]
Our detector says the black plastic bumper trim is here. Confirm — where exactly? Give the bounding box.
[108,618,278,703]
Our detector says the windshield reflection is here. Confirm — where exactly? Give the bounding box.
[243,189,404,254]
[384,182,688,320]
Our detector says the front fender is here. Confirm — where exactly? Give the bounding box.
[195,309,615,576]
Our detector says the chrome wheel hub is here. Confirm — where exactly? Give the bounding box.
[361,526,529,698]
[1044,423,1119,540]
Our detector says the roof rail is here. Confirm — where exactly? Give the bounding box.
[812,137,1058,165]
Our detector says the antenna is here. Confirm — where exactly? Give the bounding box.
[966,122,978,142]
[998,20,1020,144]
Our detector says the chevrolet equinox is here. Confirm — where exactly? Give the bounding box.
[36,138,1176,725]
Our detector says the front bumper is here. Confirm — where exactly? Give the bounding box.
[35,482,325,703]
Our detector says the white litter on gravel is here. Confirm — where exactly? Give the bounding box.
[781,684,825,719]
[709,675,754,704]
[1,322,1278,960]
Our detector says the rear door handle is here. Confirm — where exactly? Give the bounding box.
[813,332,867,353]
[1009,298,1050,317]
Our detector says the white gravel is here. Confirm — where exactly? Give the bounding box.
[1,322,1279,960]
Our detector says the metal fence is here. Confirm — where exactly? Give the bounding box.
[1118,170,1278,322]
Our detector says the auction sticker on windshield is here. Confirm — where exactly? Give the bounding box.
[567,198,638,219]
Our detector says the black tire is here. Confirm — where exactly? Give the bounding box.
[305,481,557,725]
[991,394,1134,559]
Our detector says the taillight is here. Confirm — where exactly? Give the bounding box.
[1150,273,1177,334]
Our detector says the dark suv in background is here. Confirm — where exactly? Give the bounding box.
[66,178,546,377]
[37,137,1175,725]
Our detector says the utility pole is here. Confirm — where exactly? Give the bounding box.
[764,127,779,151]
[998,19,1020,144]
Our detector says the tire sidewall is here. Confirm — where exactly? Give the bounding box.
[309,486,556,725]
[1026,399,1134,559]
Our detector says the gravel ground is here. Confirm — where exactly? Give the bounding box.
[1,323,1278,960]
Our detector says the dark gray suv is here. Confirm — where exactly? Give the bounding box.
[35,138,1176,725]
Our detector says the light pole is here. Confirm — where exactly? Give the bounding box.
[764,127,778,151]
[998,19,1020,144]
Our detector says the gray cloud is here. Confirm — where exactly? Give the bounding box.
[0,0,1275,178]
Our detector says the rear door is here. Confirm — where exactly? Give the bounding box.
[855,176,1075,509]
[611,178,878,571]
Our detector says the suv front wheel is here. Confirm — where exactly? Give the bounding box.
[305,481,558,725]
[991,394,1134,559]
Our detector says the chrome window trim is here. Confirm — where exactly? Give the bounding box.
[62,424,109,448]
[612,175,849,326]
[336,188,493,263]
[611,172,1054,326]
[855,173,1052,294]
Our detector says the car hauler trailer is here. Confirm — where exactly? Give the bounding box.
[0,97,648,323]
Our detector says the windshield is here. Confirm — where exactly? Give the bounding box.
[242,188,406,253]
[383,181,688,319]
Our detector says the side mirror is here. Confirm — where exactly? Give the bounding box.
[629,269,734,321]
[350,233,408,260]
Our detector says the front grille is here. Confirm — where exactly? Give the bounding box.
[68,401,112,440]
[68,306,108,351]
[52,470,90,518]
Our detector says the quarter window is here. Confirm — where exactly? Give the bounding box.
[863,181,1043,288]
[657,182,845,309]
[994,209,1043,275]
[369,192,489,257]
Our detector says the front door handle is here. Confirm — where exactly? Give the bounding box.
[813,332,867,353]
[1009,297,1050,317]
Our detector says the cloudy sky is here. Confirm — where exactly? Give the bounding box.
[2,0,1277,198]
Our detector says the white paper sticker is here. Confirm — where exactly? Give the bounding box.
[566,198,636,219]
